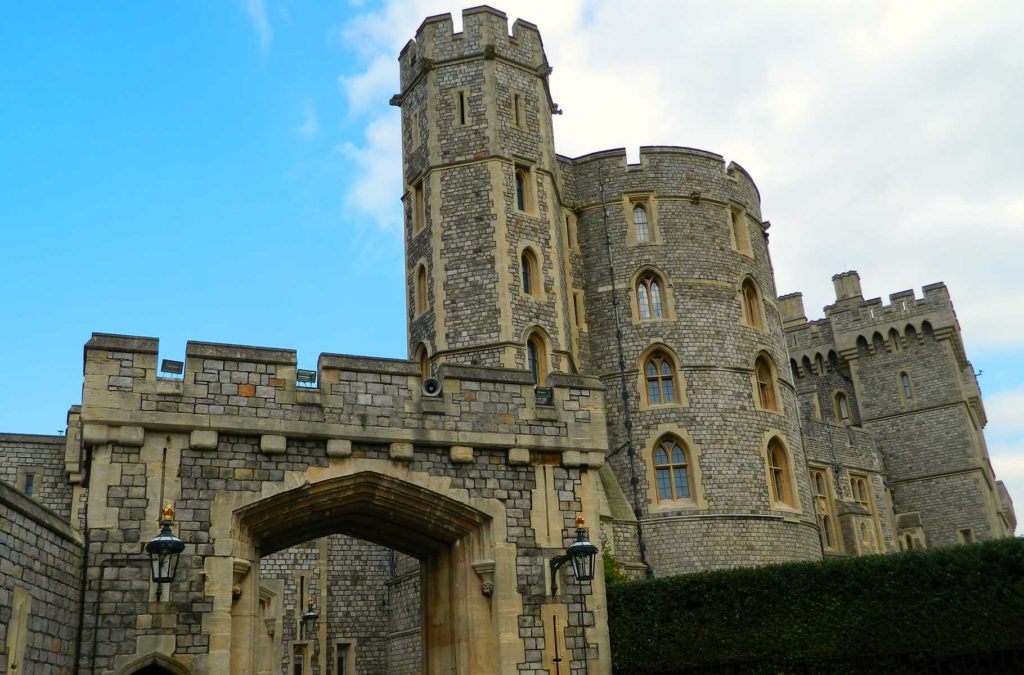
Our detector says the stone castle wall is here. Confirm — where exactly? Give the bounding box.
[565,147,820,574]
[0,480,83,674]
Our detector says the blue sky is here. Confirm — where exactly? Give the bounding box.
[2,1,1022,526]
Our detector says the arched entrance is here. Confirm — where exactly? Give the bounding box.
[120,652,190,674]
[220,470,501,674]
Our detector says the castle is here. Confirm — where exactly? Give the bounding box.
[0,6,1015,675]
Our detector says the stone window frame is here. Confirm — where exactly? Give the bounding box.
[957,528,976,544]
[629,265,675,324]
[636,342,688,409]
[411,178,426,234]
[889,327,902,352]
[452,87,470,127]
[414,343,429,380]
[335,639,357,675]
[728,203,753,257]
[832,390,851,425]
[562,208,579,252]
[849,472,882,553]
[739,275,766,330]
[518,244,543,299]
[525,327,551,385]
[898,371,914,403]
[292,641,312,675]
[16,466,41,499]
[5,585,31,672]
[624,193,659,247]
[413,262,429,317]
[643,425,706,513]
[571,289,587,332]
[809,466,841,552]
[407,109,420,147]
[762,433,800,512]
[751,352,783,414]
[510,89,528,131]
[513,163,536,214]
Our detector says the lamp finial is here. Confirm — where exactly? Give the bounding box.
[162,504,175,522]
[575,515,585,528]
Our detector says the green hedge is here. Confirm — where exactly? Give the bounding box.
[608,538,1024,673]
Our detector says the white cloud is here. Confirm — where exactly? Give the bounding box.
[296,98,319,139]
[336,111,402,234]
[243,0,273,52]
[338,56,395,118]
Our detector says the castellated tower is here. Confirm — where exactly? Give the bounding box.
[394,7,822,576]
[564,150,821,574]
[394,7,575,377]
[784,273,1016,547]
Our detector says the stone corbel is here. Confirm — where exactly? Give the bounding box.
[232,559,252,600]
[483,44,496,59]
[471,559,495,598]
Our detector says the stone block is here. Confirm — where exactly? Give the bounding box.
[390,442,414,461]
[508,447,531,465]
[561,450,582,467]
[116,426,145,447]
[260,435,287,455]
[450,445,474,463]
[189,430,218,451]
[82,423,109,446]
[327,439,352,458]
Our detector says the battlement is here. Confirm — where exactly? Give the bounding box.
[80,333,607,456]
[398,6,547,93]
[564,145,761,213]
[783,273,961,358]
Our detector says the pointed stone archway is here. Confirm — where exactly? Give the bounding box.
[213,469,507,674]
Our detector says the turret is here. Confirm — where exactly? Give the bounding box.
[393,7,576,382]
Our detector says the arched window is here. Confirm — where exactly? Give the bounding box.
[754,355,779,411]
[741,278,764,328]
[515,168,527,211]
[790,359,800,381]
[637,272,664,320]
[653,437,691,500]
[414,265,427,315]
[889,328,902,352]
[633,204,650,242]
[767,438,793,506]
[644,351,676,405]
[900,372,913,400]
[812,468,838,550]
[526,332,548,384]
[521,249,540,296]
[815,353,826,376]
[834,392,850,424]
[414,343,429,380]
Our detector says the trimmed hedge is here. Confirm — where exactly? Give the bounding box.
[608,538,1024,673]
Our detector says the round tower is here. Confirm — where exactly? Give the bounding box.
[569,147,821,574]
[393,7,577,381]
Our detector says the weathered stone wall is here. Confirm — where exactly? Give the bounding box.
[385,553,422,674]
[567,147,820,573]
[0,480,83,674]
[78,332,610,674]
[0,433,74,520]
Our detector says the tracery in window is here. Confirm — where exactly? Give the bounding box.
[637,272,665,320]
[654,437,691,500]
[633,204,650,242]
[644,351,676,405]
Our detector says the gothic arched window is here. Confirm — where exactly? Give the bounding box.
[654,437,691,500]
[644,351,676,405]
[637,272,664,320]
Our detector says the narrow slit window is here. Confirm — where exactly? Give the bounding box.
[457,90,466,125]
[901,372,913,400]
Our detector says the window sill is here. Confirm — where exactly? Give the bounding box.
[649,498,700,513]
[641,401,685,411]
